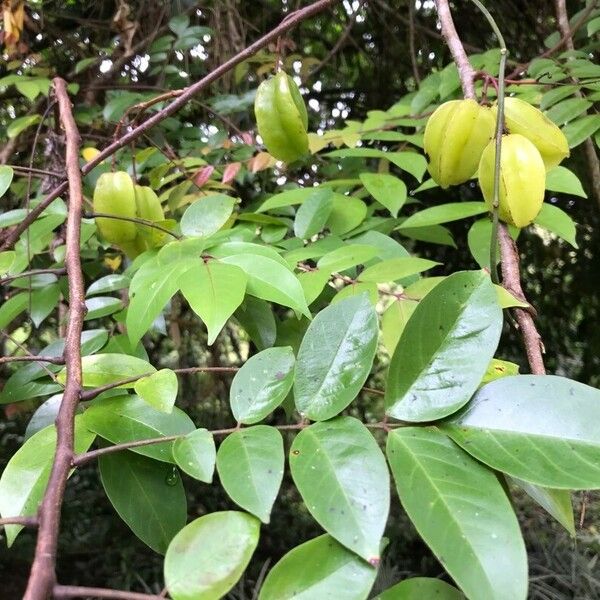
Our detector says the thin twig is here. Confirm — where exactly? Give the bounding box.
[0,355,64,366]
[0,516,38,527]
[53,586,164,600]
[0,267,67,286]
[85,213,180,240]
[408,0,421,84]
[0,0,339,253]
[7,165,64,178]
[23,78,87,600]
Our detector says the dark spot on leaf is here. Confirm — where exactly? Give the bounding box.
[292,450,300,455]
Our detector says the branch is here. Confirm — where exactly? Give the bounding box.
[85,213,181,240]
[0,267,67,286]
[0,516,38,527]
[23,78,87,600]
[53,586,164,600]
[0,0,340,253]
[435,0,476,98]
[0,355,64,366]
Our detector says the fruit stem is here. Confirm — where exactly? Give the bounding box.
[467,0,508,284]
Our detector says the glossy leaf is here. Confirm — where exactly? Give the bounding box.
[30,284,60,327]
[545,166,587,198]
[164,511,260,600]
[0,292,28,330]
[230,347,295,424]
[86,274,130,296]
[180,193,236,237]
[381,298,418,355]
[360,172,407,217]
[217,426,284,523]
[83,394,195,463]
[0,165,13,198]
[0,416,95,546]
[332,281,378,305]
[325,194,367,235]
[317,244,379,273]
[562,114,600,147]
[442,375,600,489]
[99,450,186,554]
[290,417,390,563]
[298,270,331,305]
[357,257,439,283]
[180,260,247,344]
[399,202,488,229]
[326,149,427,181]
[84,296,123,321]
[259,534,378,600]
[387,427,527,600]
[134,368,178,413]
[173,429,216,483]
[534,203,578,248]
[294,294,378,421]
[386,271,503,422]
[294,189,333,238]
[375,578,464,599]
[234,296,277,350]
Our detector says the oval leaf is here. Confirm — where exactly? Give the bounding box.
[360,172,407,217]
[180,193,236,238]
[173,429,216,483]
[134,368,178,413]
[375,578,465,599]
[399,202,488,229]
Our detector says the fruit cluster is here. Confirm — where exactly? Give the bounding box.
[93,171,168,258]
[424,97,570,228]
[254,71,309,163]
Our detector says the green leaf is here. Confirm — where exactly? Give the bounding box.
[30,284,60,328]
[294,294,378,421]
[216,426,284,523]
[317,244,379,273]
[84,296,123,320]
[83,394,195,463]
[7,115,42,139]
[562,114,600,147]
[173,429,216,483]
[546,97,592,125]
[357,257,439,283]
[99,450,186,554]
[234,297,277,350]
[294,189,334,238]
[386,271,502,422]
[325,194,367,235]
[381,298,418,355]
[0,416,95,546]
[441,375,600,489]
[467,219,499,270]
[481,358,519,386]
[259,534,378,600]
[495,284,529,309]
[135,368,178,413]
[375,578,465,599]
[86,274,130,296]
[230,347,295,424]
[59,353,155,387]
[180,194,236,237]
[386,427,527,600]
[298,270,330,305]
[509,477,575,536]
[258,187,330,213]
[399,224,457,248]
[534,203,578,248]
[221,253,310,317]
[180,260,247,344]
[164,511,260,600]
[399,202,488,229]
[0,251,14,274]
[540,85,577,110]
[360,172,407,217]
[545,166,587,198]
[332,281,378,305]
[0,165,14,198]
[207,241,291,270]
[290,417,390,563]
[0,292,28,329]
[127,256,196,345]
[326,149,427,181]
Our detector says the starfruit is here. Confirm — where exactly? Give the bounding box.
[423,99,495,188]
[494,97,569,170]
[134,185,168,249]
[93,171,138,245]
[478,133,546,228]
[254,71,309,163]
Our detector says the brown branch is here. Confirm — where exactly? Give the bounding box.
[7,165,64,178]
[0,516,38,527]
[498,225,545,375]
[0,267,67,286]
[23,78,87,600]
[408,0,421,84]
[0,0,339,253]
[435,0,476,98]
[0,355,64,366]
[53,586,164,600]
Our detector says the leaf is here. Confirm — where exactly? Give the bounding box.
[180,260,247,344]
[375,578,465,599]
[381,298,418,355]
[180,193,236,237]
[562,114,600,147]
[0,292,28,329]
[400,224,456,248]
[99,451,186,554]
[290,417,390,563]
[84,296,123,320]
[534,203,578,248]
[386,427,527,600]
[135,369,178,413]
[0,165,14,198]
[360,172,407,217]
[257,187,330,213]
[0,416,95,546]
[325,194,367,235]
[332,281,378,305]
[467,219,499,270]
[545,166,587,198]
[317,244,379,273]
[7,115,41,139]
[294,294,378,421]
[546,97,592,125]
[59,353,155,387]
[259,534,378,600]
[357,257,439,283]
[83,394,195,463]
[495,284,529,309]
[173,429,216,483]
[326,149,427,181]
[221,253,310,317]
[216,426,284,523]
[294,189,334,238]
[509,477,575,536]
[298,270,330,305]
[86,274,130,296]
[230,347,295,424]
[0,251,14,274]
[441,375,600,489]
[30,284,60,327]
[164,511,260,600]
[386,271,503,422]
[399,202,488,229]
[208,241,291,269]
[234,296,277,350]
[481,358,519,386]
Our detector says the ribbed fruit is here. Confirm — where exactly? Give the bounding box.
[478,133,546,228]
[93,171,137,244]
[134,185,167,248]
[423,99,495,188]
[494,97,569,170]
[254,72,309,163]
